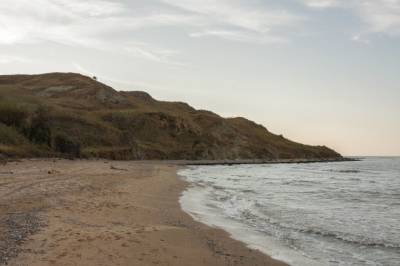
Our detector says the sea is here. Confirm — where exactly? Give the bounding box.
[178,157,400,266]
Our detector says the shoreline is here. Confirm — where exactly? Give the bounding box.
[179,157,357,166]
[0,159,287,266]
[0,157,357,166]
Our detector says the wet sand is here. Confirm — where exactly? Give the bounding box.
[0,159,286,266]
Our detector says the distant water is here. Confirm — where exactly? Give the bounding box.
[179,157,400,266]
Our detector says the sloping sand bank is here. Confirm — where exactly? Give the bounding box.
[0,159,286,266]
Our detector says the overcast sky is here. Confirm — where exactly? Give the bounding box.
[1,0,399,156]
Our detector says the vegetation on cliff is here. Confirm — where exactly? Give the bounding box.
[0,73,341,160]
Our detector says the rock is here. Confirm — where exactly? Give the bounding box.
[110,165,128,171]
[47,169,60,174]
[0,154,7,165]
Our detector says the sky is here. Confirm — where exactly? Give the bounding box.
[0,0,399,156]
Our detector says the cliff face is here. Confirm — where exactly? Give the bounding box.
[0,73,341,160]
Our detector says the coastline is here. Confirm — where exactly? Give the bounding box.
[179,157,356,166]
[0,159,286,266]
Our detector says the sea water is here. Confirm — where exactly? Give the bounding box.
[179,157,400,266]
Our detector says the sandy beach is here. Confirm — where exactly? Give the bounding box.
[0,159,286,266]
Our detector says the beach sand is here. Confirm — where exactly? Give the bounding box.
[0,159,286,266]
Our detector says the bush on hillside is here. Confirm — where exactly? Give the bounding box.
[0,103,28,128]
[102,111,134,130]
[53,133,81,157]
[26,106,52,146]
[0,123,28,145]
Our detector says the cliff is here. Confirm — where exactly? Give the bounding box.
[0,73,341,160]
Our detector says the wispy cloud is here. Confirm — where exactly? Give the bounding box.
[0,0,124,45]
[73,62,170,92]
[123,42,185,66]
[189,30,287,44]
[301,0,400,37]
[0,0,307,66]
[0,0,189,65]
[357,0,400,36]
[161,0,301,32]
[351,34,371,45]
[161,0,303,43]
[301,0,341,9]
[0,55,31,64]
[2,0,398,62]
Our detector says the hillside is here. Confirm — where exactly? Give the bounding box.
[0,73,341,160]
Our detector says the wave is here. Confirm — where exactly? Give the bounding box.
[299,228,400,249]
[229,203,400,250]
[179,158,400,266]
[282,180,322,185]
[327,169,361,173]
[241,189,256,193]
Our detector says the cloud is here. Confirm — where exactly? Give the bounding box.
[161,0,303,42]
[357,0,400,36]
[189,30,287,44]
[161,0,301,32]
[301,0,341,9]
[0,55,31,64]
[0,0,307,59]
[0,0,190,65]
[351,34,371,44]
[0,0,124,44]
[122,42,185,66]
[55,0,125,16]
[0,0,309,55]
[301,0,400,37]
[3,0,397,58]
[73,62,169,92]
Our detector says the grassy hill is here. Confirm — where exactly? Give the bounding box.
[0,73,341,160]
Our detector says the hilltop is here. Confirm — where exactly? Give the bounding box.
[0,73,341,160]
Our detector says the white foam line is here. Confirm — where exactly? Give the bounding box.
[178,182,324,266]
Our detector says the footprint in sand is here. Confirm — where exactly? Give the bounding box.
[128,239,141,244]
[56,251,68,258]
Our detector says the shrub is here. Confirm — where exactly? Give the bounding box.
[0,103,28,128]
[102,111,134,130]
[53,133,81,157]
[27,106,52,146]
[0,123,28,145]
